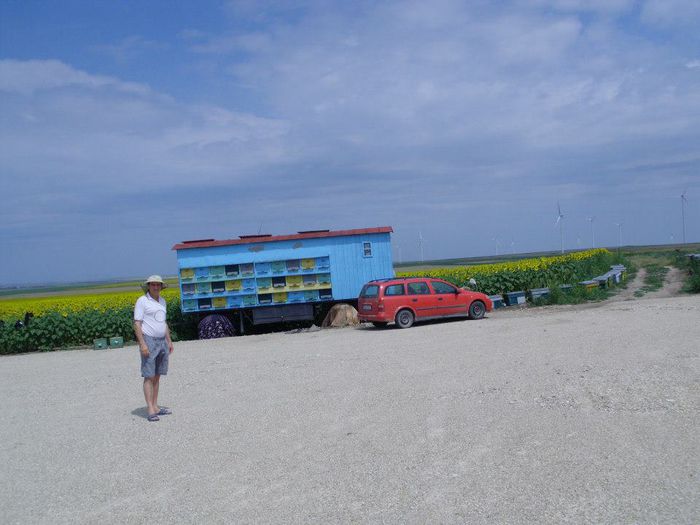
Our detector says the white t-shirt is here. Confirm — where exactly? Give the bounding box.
[134,293,168,338]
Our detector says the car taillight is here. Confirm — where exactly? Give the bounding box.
[378,298,384,311]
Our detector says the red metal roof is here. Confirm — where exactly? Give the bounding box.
[172,226,393,250]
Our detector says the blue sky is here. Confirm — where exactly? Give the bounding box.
[1,0,699,285]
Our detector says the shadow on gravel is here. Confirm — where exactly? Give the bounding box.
[131,407,151,419]
[356,316,487,331]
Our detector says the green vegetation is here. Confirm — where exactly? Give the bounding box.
[2,243,698,354]
[0,297,197,355]
[675,253,700,294]
[398,249,615,296]
[634,264,670,297]
[536,283,612,306]
[0,277,179,298]
[623,244,700,296]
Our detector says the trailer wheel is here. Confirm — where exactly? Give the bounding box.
[198,314,236,339]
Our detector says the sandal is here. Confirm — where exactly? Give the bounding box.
[147,414,160,422]
[157,407,172,416]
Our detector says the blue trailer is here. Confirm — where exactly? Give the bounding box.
[172,226,394,334]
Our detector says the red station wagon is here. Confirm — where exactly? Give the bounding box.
[357,277,493,328]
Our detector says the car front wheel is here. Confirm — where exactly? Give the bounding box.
[395,309,415,329]
[468,301,486,319]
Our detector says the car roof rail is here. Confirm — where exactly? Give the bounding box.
[369,277,417,283]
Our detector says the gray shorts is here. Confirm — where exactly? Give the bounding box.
[140,335,169,378]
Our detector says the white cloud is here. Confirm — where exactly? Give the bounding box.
[190,32,272,54]
[215,3,692,153]
[0,59,151,96]
[519,0,635,14]
[2,1,700,280]
[92,35,167,63]
[640,0,700,27]
[0,60,292,199]
[485,15,583,63]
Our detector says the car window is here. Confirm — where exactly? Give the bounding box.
[431,280,458,294]
[384,284,405,296]
[360,284,379,298]
[407,281,431,295]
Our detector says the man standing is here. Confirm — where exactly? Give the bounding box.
[134,275,174,422]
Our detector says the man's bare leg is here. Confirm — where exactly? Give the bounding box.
[143,377,158,415]
[153,375,161,412]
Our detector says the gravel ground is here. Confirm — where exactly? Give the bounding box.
[1,294,698,524]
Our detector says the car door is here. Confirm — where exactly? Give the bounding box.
[358,283,381,316]
[406,280,435,318]
[382,283,406,319]
[429,280,464,316]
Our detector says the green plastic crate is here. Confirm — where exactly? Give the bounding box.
[109,336,124,348]
[93,338,108,350]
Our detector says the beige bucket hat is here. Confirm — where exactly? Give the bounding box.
[142,274,168,291]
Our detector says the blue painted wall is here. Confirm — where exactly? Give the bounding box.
[175,231,394,309]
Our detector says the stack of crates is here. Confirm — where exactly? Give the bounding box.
[610,264,627,283]
[593,275,612,289]
[489,294,504,309]
[528,287,550,301]
[578,280,599,291]
[504,290,526,306]
[93,336,124,350]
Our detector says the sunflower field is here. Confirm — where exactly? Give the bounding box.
[0,288,197,354]
[2,249,615,354]
[0,289,179,320]
[397,248,614,295]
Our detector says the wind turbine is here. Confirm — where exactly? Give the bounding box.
[587,216,595,248]
[554,202,564,254]
[418,231,424,263]
[681,189,688,245]
[394,243,402,264]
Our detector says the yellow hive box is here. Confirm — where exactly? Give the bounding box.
[225,280,242,291]
[213,297,227,308]
[286,275,303,288]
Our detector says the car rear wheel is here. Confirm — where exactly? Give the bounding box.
[468,300,486,320]
[395,309,415,329]
[371,321,388,328]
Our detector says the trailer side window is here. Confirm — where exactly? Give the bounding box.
[363,242,372,257]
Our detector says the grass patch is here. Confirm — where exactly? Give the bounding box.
[634,264,669,297]
[675,254,700,294]
[686,272,700,293]
[539,282,612,306]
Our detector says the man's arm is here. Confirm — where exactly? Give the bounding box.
[165,323,174,354]
[133,320,149,357]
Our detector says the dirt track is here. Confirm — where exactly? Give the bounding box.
[1,277,698,524]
